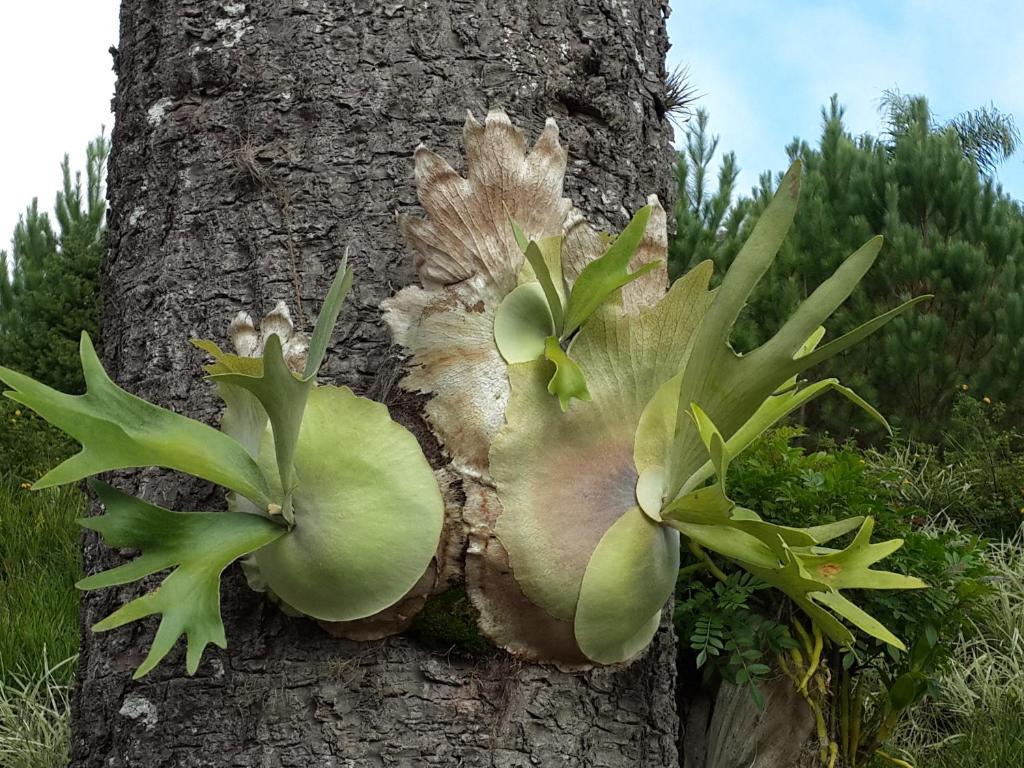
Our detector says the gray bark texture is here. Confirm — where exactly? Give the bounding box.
[71,1,681,766]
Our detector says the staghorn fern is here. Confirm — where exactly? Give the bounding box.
[387,112,929,667]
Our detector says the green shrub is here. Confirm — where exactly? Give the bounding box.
[885,535,1024,765]
[676,427,993,765]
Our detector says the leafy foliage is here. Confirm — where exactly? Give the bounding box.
[495,158,926,667]
[78,482,285,679]
[698,426,992,762]
[1,333,272,504]
[675,571,796,705]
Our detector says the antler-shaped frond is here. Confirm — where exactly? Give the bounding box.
[78,481,285,678]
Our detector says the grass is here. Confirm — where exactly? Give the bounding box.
[884,534,1024,766]
[911,706,1024,768]
[0,654,74,768]
[0,474,82,679]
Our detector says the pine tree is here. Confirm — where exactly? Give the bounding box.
[669,97,1024,441]
[668,109,746,282]
[0,134,109,393]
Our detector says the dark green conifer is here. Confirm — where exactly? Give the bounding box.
[0,133,109,393]
[669,97,1024,440]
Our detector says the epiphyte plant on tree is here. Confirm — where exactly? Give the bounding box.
[0,257,445,678]
[386,111,929,668]
[494,206,659,410]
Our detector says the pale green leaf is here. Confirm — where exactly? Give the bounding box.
[562,205,658,337]
[207,334,308,521]
[761,236,884,364]
[575,506,679,664]
[493,282,555,364]
[685,377,888,492]
[192,339,267,461]
[492,267,713,622]
[525,240,565,332]
[665,162,926,498]
[0,333,271,505]
[78,480,285,678]
[667,408,921,650]
[204,259,354,521]
[738,520,925,649]
[667,519,779,569]
[253,385,444,621]
[507,212,529,253]
[544,336,590,411]
[792,296,933,373]
[811,591,907,650]
[797,517,928,592]
[304,255,354,380]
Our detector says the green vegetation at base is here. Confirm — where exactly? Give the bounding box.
[676,421,1024,766]
[408,585,493,657]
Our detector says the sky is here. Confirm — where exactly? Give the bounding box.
[0,0,1022,255]
[665,0,1024,202]
[0,1,120,255]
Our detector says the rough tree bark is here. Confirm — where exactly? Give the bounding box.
[71,1,681,765]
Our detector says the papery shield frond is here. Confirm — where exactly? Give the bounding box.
[0,333,271,506]
[385,112,571,478]
[463,482,589,667]
[78,481,285,678]
[252,385,445,622]
[383,278,509,479]
[491,265,714,636]
[386,113,673,479]
[401,110,571,293]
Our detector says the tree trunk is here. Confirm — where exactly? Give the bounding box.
[71,1,680,765]
[681,679,815,768]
